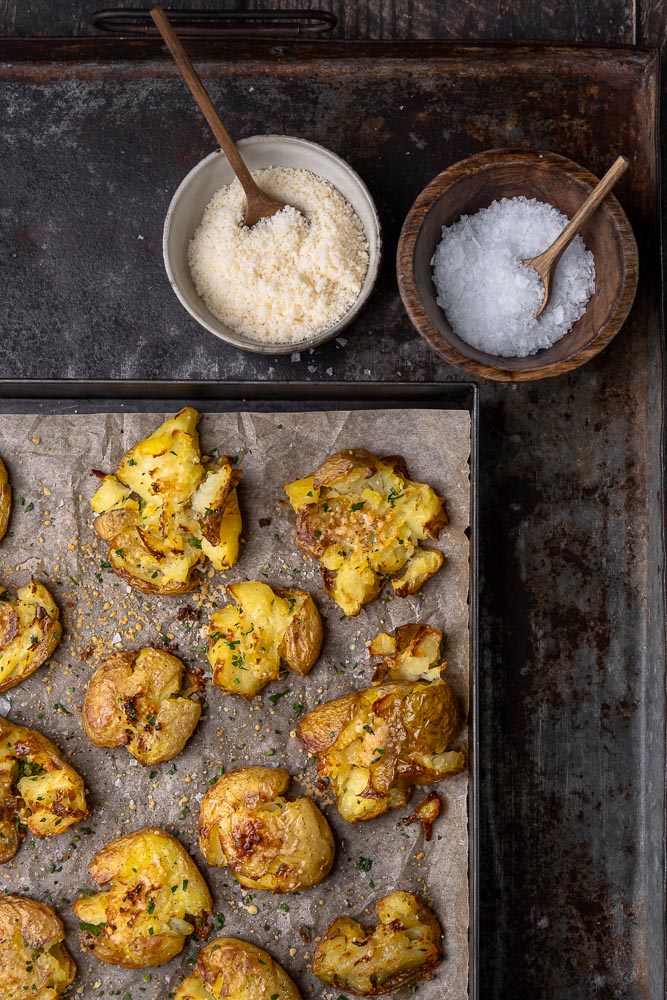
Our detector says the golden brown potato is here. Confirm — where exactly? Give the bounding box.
[82,646,202,765]
[0,580,61,693]
[400,790,441,841]
[312,891,442,996]
[0,458,11,543]
[173,937,302,1000]
[198,766,334,892]
[208,581,322,698]
[91,408,242,595]
[0,894,76,999]
[284,449,446,616]
[369,623,446,684]
[73,827,212,969]
[298,678,463,822]
[0,718,88,864]
[298,621,464,822]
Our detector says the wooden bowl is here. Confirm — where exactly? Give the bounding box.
[397,149,638,381]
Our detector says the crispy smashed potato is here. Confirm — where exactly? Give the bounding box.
[73,827,212,968]
[91,407,242,595]
[82,647,202,765]
[0,894,76,999]
[173,937,302,1000]
[298,681,463,821]
[198,766,334,892]
[369,623,446,683]
[0,580,61,694]
[0,718,88,864]
[0,458,11,542]
[284,449,446,616]
[298,623,463,822]
[400,791,441,841]
[312,891,442,996]
[208,581,322,698]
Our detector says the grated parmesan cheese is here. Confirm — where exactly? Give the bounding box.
[188,167,369,344]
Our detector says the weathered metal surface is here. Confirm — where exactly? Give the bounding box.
[0,0,639,46]
[0,40,663,1000]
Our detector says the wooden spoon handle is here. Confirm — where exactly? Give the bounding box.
[150,5,257,198]
[538,155,629,268]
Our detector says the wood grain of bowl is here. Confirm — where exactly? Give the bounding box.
[397,148,639,382]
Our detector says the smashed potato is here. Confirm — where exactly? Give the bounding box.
[0,894,76,999]
[298,681,463,821]
[173,937,302,1000]
[0,458,10,542]
[400,790,441,841]
[91,407,242,595]
[0,580,61,693]
[298,624,463,822]
[73,827,211,968]
[198,766,334,892]
[284,449,446,616]
[369,623,446,684]
[82,647,202,765]
[312,891,442,996]
[0,718,88,863]
[208,581,322,698]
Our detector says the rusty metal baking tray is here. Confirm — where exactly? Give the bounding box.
[0,37,663,1000]
[0,379,479,999]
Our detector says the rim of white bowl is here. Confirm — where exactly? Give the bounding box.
[163,135,382,355]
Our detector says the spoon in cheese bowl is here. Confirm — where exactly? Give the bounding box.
[151,4,293,228]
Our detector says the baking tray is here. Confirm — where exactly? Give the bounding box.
[0,380,479,999]
[0,38,663,1000]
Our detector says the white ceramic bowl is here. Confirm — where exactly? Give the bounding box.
[163,135,382,354]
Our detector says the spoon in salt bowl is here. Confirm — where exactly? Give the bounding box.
[523,155,629,317]
[151,5,292,228]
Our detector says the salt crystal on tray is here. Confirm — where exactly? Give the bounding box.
[431,196,596,357]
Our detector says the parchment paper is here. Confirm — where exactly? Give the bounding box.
[0,407,470,1000]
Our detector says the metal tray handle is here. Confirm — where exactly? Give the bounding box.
[90,7,337,37]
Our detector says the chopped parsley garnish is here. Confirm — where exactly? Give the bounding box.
[387,487,405,508]
[17,760,44,779]
[358,856,373,872]
[350,501,365,512]
[78,921,106,937]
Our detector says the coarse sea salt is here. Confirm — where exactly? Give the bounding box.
[431,196,596,357]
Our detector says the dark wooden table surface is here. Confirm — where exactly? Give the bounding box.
[1,4,665,1000]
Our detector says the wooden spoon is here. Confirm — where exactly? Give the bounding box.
[523,155,629,317]
[151,4,289,227]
